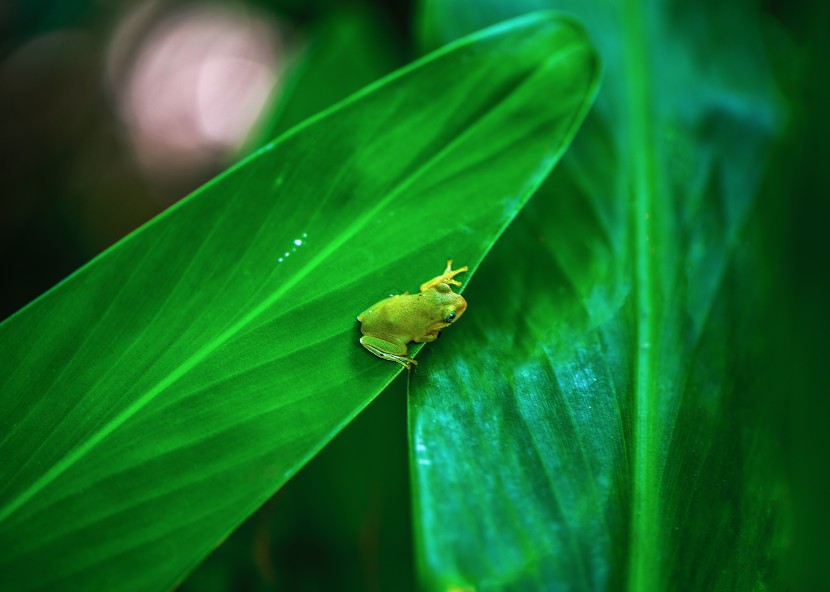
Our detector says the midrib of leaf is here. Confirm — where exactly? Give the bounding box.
[0,33,584,525]
[623,0,660,590]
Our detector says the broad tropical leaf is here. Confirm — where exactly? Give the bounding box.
[411,1,786,590]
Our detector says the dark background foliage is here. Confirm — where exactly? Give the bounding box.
[1,0,827,589]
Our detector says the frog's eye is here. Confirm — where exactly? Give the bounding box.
[444,312,457,323]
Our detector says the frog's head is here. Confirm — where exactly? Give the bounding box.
[431,282,467,327]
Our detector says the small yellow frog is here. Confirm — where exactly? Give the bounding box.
[357,260,469,369]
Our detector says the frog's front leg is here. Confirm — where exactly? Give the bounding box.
[413,330,440,344]
[359,333,418,369]
[420,259,469,292]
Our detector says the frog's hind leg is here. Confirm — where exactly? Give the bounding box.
[359,336,418,369]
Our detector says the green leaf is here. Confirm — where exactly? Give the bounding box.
[411,1,787,590]
[0,12,599,591]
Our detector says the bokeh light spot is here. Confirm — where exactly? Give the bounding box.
[108,2,288,177]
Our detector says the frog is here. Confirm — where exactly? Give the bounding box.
[357,260,469,369]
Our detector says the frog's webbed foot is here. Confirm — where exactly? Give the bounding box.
[420,259,469,292]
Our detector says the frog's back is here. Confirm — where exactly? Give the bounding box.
[358,294,403,323]
[358,293,437,340]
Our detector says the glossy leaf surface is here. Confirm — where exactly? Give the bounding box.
[0,13,599,591]
[411,1,786,590]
